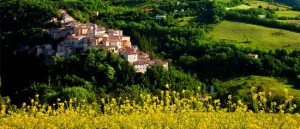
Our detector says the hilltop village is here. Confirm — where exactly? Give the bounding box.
[37,9,168,73]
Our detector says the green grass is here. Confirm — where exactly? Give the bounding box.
[221,76,300,97]
[247,1,291,10]
[174,17,194,27]
[276,11,300,18]
[230,1,291,10]
[207,21,300,51]
[279,20,300,25]
[230,4,253,10]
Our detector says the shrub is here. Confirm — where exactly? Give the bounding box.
[61,87,96,103]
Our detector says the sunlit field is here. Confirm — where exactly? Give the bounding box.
[208,21,300,51]
[248,1,290,10]
[277,11,300,18]
[279,20,300,25]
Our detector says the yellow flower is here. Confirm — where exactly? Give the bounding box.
[197,86,201,91]
[160,91,164,95]
[228,95,232,100]
[284,88,288,94]
[165,84,170,89]
[22,102,26,107]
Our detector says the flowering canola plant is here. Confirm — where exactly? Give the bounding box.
[0,87,300,128]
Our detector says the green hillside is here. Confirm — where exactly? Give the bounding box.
[248,1,291,10]
[274,0,300,7]
[207,21,300,51]
[230,1,291,10]
[230,4,252,9]
[221,76,300,97]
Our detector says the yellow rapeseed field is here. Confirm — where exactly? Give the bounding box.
[0,86,300,128]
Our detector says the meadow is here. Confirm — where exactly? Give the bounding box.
[279,20,300,25]
[230,4,252,10]
[276,11,300,18]
[230,1,290,10]
[207,21,300,51]
[247,1,290,10]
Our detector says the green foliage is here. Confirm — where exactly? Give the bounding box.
[0,0,59,32]
[117,85,150,101]
[172,41,300,84]
[53,49,137,91]
[274,0,300,7]
[140,66,203,92]
[63,75,94,91]
[20,83,59,104]
[61,87,96,103]
[196,1,226,23]
[132,30,157,58]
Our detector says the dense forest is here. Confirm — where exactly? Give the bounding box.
[274,0,300,7]
[1,0,300,111]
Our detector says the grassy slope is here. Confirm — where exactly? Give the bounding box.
[230,4,253,9]
[247,1,291,10]
[221,76,300,97]
[207,21,300,51]
[276,10,300,25]
[279,20,300,25]
[230,1,291,10]
[276,11,300,17]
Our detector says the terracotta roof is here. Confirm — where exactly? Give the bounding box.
[108,36,122,41]
[133,61,151,65]
[125,50,137,54]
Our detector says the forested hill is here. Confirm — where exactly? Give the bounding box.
[275,0,300,7]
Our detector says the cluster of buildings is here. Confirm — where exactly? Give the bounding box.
[37,9,168,73]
